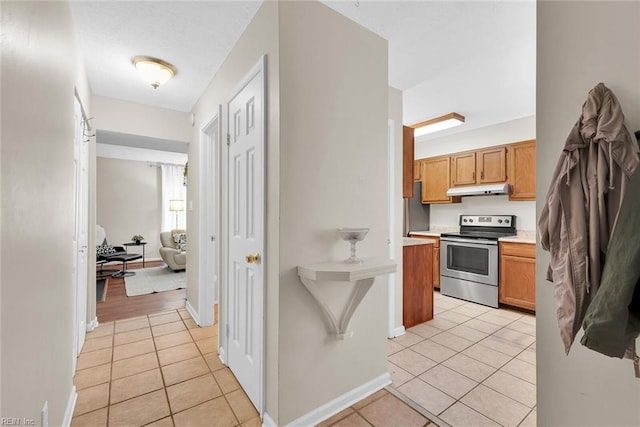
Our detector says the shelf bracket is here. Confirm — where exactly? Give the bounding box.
[297,258,396,340]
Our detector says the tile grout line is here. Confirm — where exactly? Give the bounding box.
[150,311,176,426]
[385,385,451,427]
[389,296,537,425]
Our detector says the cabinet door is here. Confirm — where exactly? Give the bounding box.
[421,157,460,204]
[414,160,422,181]
[451,152,476,186]
[499,253,536,310]
[403,126,415,198]
[508,140,536,201]
[477,147,506,183]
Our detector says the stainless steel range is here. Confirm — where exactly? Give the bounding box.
[440,215,517,308]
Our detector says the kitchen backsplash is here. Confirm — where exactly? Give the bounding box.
[429,195,536,230]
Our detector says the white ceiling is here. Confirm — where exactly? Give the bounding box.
[70,0,535,142]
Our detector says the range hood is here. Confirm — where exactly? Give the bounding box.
[446,183,510,197]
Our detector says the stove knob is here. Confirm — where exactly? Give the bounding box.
[463,219,468,223]
[498,219,503,224]
[469,219,474,223]
[504,219,510,224]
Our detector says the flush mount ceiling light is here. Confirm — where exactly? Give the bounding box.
[132,56,177,89]
[410,112,465,137]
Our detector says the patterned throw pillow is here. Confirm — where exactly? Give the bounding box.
[173,233,187,252]
[96,244,116,256]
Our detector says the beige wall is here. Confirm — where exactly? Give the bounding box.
[189,0,281,419]
[189,1,388,423]
[537,2,640,425]
[97,158,163,260]
[414,115,535,159]
[389,87,404,336]
[1,1,90,424]
[277,2,388,423]
[92,95,191,143]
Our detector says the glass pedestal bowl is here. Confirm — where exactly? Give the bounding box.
[337,228,370,264]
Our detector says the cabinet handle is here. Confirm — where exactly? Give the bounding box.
[472,171,475,180]
[481,171,484,179]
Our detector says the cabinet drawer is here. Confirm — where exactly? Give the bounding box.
[500,242,535,258]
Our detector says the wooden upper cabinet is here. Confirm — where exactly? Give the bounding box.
[508,140,536,201]
[414,160,422,181]
[477,146,507,183]
[421,157,460,204]
[450,147,506,187]
[451,152,476,187]
[403,126,414,198]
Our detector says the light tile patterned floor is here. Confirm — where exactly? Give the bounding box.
[389,291,537,427]
[72,308,432,427]
[71,308,261,427]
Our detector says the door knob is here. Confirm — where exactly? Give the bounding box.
[245,253,260,264]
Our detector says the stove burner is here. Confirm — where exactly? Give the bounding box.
[442,214,517,241]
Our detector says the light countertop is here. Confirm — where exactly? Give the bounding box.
[409,229,536,244]
[408,228,457,238]
[498,231,536,244]
[402,237,436,246]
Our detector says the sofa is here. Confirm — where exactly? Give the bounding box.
[159,229,186,271]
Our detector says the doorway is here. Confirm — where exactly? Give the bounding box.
[223,55,266,414]
[198,107,222,327]
[73,96,89,371]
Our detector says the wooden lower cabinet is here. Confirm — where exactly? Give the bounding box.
[403,243,434,328]
[408,235,440,288]
[499,242,536,310]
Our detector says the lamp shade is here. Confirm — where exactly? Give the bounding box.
[169,200,185,212]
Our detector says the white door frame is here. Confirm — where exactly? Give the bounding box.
[387,119,399,338]
[72,95,89,372]
[222,55,266,415]
[198,107,222,327]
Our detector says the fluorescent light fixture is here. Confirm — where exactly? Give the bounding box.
[411,112,465,137]
[132,56,177,89]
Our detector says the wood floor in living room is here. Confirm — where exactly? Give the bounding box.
[97,260,187,323]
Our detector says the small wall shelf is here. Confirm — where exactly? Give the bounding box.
[297,257,396,340]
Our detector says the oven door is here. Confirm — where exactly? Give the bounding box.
[440,237,498,286]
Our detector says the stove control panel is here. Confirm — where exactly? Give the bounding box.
[460,215,515,228]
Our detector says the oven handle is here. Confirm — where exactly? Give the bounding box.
[440,237,498,246]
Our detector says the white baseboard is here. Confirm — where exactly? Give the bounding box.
[87,317,99,332]
[62,386,77,427]
[390,325,405,338]
[218,346,227,365]
[262,411,277,427]
[285,372,391,427]
[185,300,200,325]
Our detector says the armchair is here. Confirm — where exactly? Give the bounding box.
[160,229,186,271]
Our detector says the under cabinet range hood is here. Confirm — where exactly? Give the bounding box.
[446,183,510,197]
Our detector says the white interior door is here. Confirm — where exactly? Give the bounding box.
[73,97,89,367]
[226,57,265,413]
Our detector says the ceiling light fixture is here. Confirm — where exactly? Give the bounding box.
[411,112,465,137]
[132,56,177,89]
